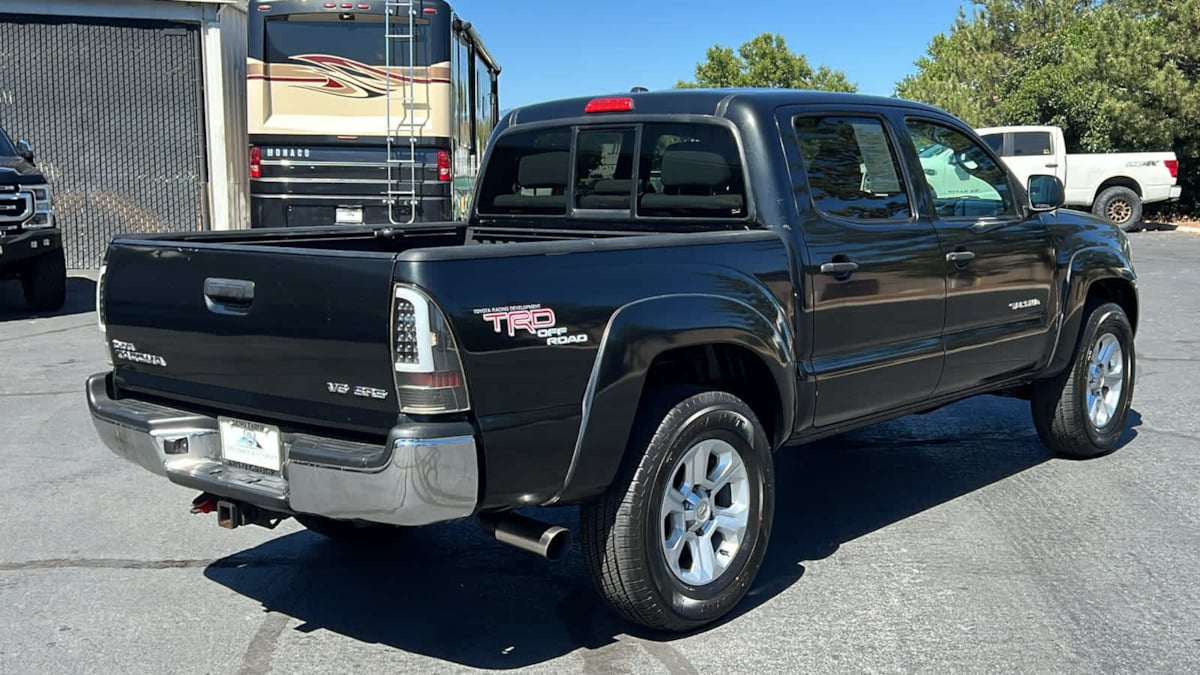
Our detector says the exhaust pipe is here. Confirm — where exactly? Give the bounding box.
[479,512,571,560]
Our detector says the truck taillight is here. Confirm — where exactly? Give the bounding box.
[250,146,261,179]
[392,285,470,414]
[1166,159,1179,179]
[437,150,451,181]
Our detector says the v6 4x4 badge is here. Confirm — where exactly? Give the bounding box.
[475,304,589,346]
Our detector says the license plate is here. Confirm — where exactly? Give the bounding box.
[218,417,282,472]
[335,206,363,224]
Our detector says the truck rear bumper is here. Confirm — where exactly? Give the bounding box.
[86,372,479,526]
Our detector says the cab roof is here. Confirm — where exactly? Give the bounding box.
[505,88,954,126]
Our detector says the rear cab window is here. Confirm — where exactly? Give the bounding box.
[475,121,749,223]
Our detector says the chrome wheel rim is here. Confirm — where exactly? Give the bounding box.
[1085,332,1125,429]
[1106,198,1133,224]
[659,438,751,586]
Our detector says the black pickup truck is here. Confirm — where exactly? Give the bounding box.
[0,128,65,311]
[88,90,1138,632]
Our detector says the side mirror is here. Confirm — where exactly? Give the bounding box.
[16,139,34,163]
[1027,174,1064,211]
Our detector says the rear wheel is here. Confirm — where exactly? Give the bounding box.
[294,514,404,543]
[21,248,66,312]
[1092,186,1143,232]
[580,388,775,632]
[1031,301,1135,458]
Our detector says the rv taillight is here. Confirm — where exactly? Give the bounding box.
[249,146,261,179]
[585,97,634,114]
[1166,159,1179,179]
[437,150,450,181]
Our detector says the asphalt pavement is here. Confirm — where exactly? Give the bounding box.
[1,231,1198,674]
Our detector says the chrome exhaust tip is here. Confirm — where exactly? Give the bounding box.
[479,512,571,560]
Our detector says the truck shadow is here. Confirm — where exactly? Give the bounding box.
[204,396,1141,669]
[0,275,96,320]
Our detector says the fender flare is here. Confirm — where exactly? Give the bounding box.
[1043,245,1137,377]
[546,293,795,505]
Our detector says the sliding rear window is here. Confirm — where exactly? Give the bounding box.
[476,122,748,220]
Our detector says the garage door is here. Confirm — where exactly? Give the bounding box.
[0,13,208,269]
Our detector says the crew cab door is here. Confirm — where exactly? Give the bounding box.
[781,109,947,427]
[902,117,1057,394]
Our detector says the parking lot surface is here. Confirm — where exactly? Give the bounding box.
[1,231,1198,674]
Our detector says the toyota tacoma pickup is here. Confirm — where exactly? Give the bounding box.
[88,90,1139,632]
[0,128,65,311]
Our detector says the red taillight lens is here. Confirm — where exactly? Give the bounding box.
[585,97,634,114]
[249,146,261,179]
[403,371,462,388]
[437,150,451,181]
[1166,159,1179,179]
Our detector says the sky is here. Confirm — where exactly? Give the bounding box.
[451,0,972,110]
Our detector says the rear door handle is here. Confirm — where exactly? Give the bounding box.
[946,251,976,264]
[820,261,859,275]
[1045,163,1059,168]
[204,278,255,315]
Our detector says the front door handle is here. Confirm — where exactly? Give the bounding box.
[820,261,860,275]
[946,250,976,264]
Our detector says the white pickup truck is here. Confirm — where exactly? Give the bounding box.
[976,124,1180,231]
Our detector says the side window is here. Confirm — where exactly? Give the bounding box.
[906,119,1016,218]
[638,123,746,219]
[575,128,635,210]
[1012,131,1052,156]
[792,116,912,221]
[981,133,1004,154]
[476,128,571,216]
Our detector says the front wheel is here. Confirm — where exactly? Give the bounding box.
[21,248,66,312]
[1031,301,1136,458]
[580,389,775,632]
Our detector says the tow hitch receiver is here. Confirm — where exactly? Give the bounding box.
[190,493,284,530]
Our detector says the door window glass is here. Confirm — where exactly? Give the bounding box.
[906,119,1017,218]
[1012,131,1053,156]
[792,116,912,220]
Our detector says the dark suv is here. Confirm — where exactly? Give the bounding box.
[0,126,65,311]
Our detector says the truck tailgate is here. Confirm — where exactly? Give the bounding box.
[101,240,399,434]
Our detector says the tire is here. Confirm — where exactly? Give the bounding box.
[1091,186,1143,232]
[1031,301,1136,459]
[580,388,775,633]
[294,514,404,543]
[20,248,67,312]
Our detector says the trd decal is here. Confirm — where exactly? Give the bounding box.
[474,304,589,346]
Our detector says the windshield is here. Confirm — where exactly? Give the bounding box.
[0,129,15,157]
[264,13,441,68]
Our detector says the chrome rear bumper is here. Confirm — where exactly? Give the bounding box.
[86,373,478,526]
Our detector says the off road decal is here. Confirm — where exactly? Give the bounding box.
[474,304,589,346]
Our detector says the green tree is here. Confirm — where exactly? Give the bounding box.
[896,0,1200,214]
[676,33,857,92]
